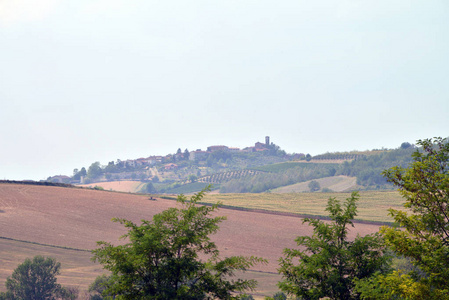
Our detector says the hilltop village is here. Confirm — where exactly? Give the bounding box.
[45,137,419,195]
[47,137,302,187]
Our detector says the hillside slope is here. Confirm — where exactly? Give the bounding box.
[77,180,145,193]
[272,175,358,193]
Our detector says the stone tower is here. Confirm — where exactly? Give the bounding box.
[265,136,270,146]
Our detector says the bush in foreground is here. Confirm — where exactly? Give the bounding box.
[92,187,265,299]
[0,256,74,300]
[278,192,390,300]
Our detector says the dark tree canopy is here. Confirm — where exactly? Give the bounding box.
[278,192,389,300]
[363,137,449,298]
[87,162,103,179]
[308,180,320,192]
[92,187,265,299]
[1,256,70,300]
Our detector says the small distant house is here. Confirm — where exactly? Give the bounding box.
[254,142,267,150]
[125,160,136,168]
[135,158,148,166]
[207,145,229,152]
[147,156,163,165]
[164,163,178,170]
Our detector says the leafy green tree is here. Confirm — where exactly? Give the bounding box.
[334,147,415,188]
[2,256,71,300]
[308,180,320,192]
[92,187,265,299]
[73,167,87,181]
[278,192,390,300]
[184,148,190,160]
[88,162,103,179]
[206,156,214,167]
[143,182,156,193]
[88,275,112,300]
[104,161,117,173]
[400,142,413,149]
[265,292,287,300]
[187,174,198,183]
[72,168,80,180]
[79,167,87,177]
[357,137,449,299]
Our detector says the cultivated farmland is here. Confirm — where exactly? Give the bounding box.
[0,182,391,297]
[77,180,145,193]
[202,190,404,223]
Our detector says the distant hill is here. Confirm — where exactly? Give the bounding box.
[49,139,418,194]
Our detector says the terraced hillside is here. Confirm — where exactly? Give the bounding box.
[198,169,263,183]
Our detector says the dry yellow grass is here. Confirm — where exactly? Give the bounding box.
[77,180,145,193]
[272,176,358,193]
[203,190,405,223]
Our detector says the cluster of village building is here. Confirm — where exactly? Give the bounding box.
[48,137,303,183]
[119,137,274,170]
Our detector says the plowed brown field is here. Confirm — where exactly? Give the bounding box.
[0,183,382,297]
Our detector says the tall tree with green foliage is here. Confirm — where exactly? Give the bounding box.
[88,275,111,300]
[0,256,72,300]
[356,137,449,299]
[278,192,389,300]
[92,187,265,299]
[308,180,320,192]
[87,162,103,179]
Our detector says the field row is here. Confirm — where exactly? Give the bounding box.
[198,169,262,183]
[201,190,404,223]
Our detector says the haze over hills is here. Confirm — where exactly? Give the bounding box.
[45,137,419,194]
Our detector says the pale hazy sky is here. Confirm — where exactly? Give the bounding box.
[1,0,448,180]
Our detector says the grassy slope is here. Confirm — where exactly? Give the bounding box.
[252,161,339,173]
[272,175,358,193]
[203,190,404,223]
[77,180,146,193]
